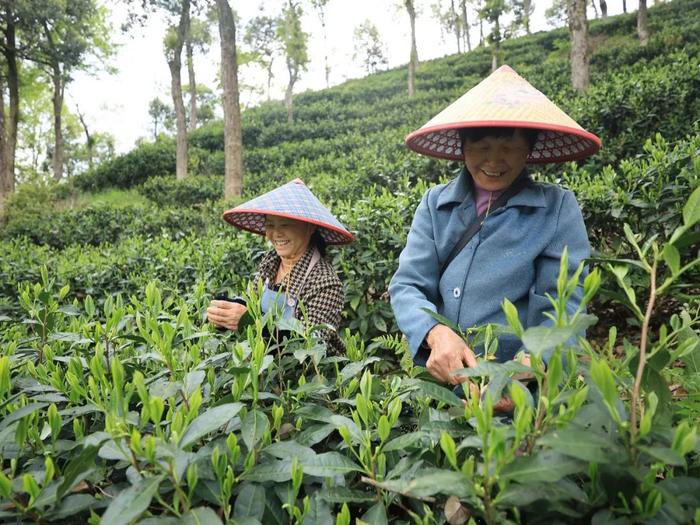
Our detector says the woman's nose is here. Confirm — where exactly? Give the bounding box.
[485,148,504,162]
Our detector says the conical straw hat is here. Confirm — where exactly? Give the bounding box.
[405,65,601,163]
[223,179,354,245]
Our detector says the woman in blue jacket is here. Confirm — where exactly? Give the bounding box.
[389,65,601,398]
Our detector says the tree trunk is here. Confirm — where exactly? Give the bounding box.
[451,0,461,53]
[0,10,18,206]
[523,0,532,33]
[599,0,608,17]
[567,0,589,92]
[266,60,274,101]
[319,11,330,88]
[285,66,296,123]
[167,0,190,180]
[0,78,8,223]
[491,16,501,71]
[76,106,93,170]
[186,35,198,132]
[460,0,471,51]
[622,0,627,13]
[637,0,649,45]
[51,63,64,180]
[591,0,598,18]
[405,0,418,97]
[215,0,243,198]
[41,21,64,180]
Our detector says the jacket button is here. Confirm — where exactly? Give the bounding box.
[453,287,461,298]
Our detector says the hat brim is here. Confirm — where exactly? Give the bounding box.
[406,120,601,163]
[223,209,354,245]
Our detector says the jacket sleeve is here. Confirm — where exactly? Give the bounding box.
[298,274,346,356]
[389,189,442,358]
[527,190,591,358]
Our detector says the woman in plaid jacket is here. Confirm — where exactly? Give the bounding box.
[207,179,353,355]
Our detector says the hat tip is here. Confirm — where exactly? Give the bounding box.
[496,64,515,73]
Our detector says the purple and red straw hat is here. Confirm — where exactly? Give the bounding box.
[223,179,354,245]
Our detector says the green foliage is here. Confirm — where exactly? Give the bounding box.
[74,139,176,191]
[137,175,224,207]
[0,237,697,523]
[1,204,212,249]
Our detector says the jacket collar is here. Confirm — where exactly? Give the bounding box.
[436,167,547,210]
[258,244,316,296]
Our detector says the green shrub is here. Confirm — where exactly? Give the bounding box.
[138,175,224,207]
[1,204,214,249]
[74,139,176,191]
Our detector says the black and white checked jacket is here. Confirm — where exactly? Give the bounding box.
[256,246,345,355]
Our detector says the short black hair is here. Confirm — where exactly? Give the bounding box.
[458,127,540,152]
[310,230,327,256]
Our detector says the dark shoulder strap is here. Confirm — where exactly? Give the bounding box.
[439,175,530,278]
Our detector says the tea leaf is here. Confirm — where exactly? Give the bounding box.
[304,492,333,525]
[241,410,269,451]
[539,427,616,463]
[100,474,164,525]
[361,503,388,525]
[233,483,265,521]
[373,469,473,498]
[179,403,243,448]
[682,185,700,227]
[404,379,463,407]
[56,445,99,499]
[181,507,224,525]
[501,451,584,483]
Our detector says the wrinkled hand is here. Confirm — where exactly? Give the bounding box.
[425,325,479,396]
[207,300,248,331]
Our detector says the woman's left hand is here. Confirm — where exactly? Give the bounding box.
[207,300,248,331]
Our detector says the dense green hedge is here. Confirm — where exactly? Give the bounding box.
[73,140,176,192]
[1,204,212,249]
[137,175,225,207]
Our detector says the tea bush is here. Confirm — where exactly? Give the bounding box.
[73,139,176,192]
[0,208,698,523]
[137,175,225,207]
[1,205,213,249]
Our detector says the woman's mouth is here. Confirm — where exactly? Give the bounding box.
[274,240,290,247]
[482,169,505,178]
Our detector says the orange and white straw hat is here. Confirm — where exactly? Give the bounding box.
[405,65,601,163]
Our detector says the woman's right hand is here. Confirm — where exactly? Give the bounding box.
[207,300,248,331]
[425,324,479,395]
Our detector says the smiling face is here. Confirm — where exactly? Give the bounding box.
[264,216,316,261]
[462,129,531,192]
